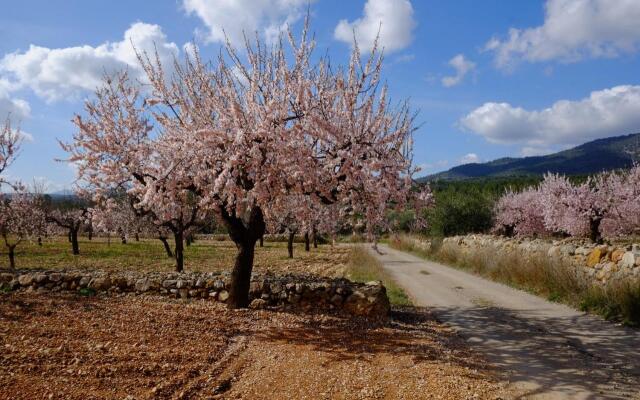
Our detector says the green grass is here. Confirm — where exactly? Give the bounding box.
[390,234,640,327]
[0,236,351,278]
[346,245,412,306]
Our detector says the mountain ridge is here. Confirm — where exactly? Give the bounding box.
[421,132,640,182]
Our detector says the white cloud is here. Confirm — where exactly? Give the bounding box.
[520,146,553,157]
[460,85,640,147]
[459,153,480,164]
[0,78,30,121]
[0,94,30,122]
[393,53,415,64]
[486,0,640,68]
[441,54,475,87]
[417,159,448,172]
[0,23,178,102]
[182,0,310,46]
[334,0,416,54]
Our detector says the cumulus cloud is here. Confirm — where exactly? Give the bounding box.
[459,85,640,147]
[459,153,480,164]
[441,54,475,87]
[0,23,179,102]
[182,0,311,46]
[0,80,30,121]
[334,0,416,54]
[486,0,640,68]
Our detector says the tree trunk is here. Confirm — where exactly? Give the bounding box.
[121,234,127,244]
[304,232,310,252]
[135,232,140,241]
[71,228,80,255]
[8,245,16,270]
[174,230,184,272]
[88,225,93,241]
[312,227,318,248]
[185,235,192,247]
[229,239,256,308]
[504,224,515,237]
[159,236,173,258]
[68,231,72,243]
[37,237,42,247]
[223,207,265,309]
[590,217,603,244]
[287,232,294,258]
[259,235,264,247]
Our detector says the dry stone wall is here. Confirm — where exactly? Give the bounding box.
[433,235,640,285]
[0,270,390,319]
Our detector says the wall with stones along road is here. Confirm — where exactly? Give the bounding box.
[409,234,640,285]
[0,271,390,319]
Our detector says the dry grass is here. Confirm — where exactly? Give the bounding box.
[1,237,349,277]
[346,245,412,306]
[390,234,640,326]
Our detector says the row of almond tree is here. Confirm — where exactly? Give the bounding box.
[0,20,434,308]
[494,165,640,243]
[0,175,349,272]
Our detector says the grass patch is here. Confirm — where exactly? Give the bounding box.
[346,246,412,306]
[1,237,350,278]
[77,287,96,297]
[390,234,640,327]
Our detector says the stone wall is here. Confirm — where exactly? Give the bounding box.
[430,235,640,285]
[0,270,390,319]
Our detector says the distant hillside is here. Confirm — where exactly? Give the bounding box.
[422,133,640,182]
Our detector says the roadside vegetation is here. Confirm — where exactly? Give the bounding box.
[390,234,640,326]
[346,245,412,306]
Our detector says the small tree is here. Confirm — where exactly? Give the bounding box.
[599,165,640,238]
[540,173,615,243]
[46,203,89,255]
[0,118,21,189]
[494,187,548,237]
[0,191,46,270]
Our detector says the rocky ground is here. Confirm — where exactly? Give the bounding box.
[1,292,511,400]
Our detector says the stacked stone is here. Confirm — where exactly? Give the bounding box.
[0,270,390,318]
[440,234,640,285]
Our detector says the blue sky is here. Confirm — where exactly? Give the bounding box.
[1,0,640,191]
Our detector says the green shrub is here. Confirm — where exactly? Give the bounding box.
[427,187,494,236]
[78,287,96,297]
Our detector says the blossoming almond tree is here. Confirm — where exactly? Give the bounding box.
[601,165,640,238]
[0,118,22,190]
[0,192,46,270]
[494,187,548,237]
[46,206,90,255]
[61,73,206,272]
[539,173,615,243]
[65,21,418,308]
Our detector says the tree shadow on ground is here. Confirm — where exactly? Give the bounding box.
[245,305,503,382]
[433,305,640,400]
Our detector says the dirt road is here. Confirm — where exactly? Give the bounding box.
[369,244,640,399]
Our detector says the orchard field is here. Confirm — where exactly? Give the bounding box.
[0,236,514,399]
[6,236,350,277]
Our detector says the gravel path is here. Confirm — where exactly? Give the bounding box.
[369,244,640,399]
